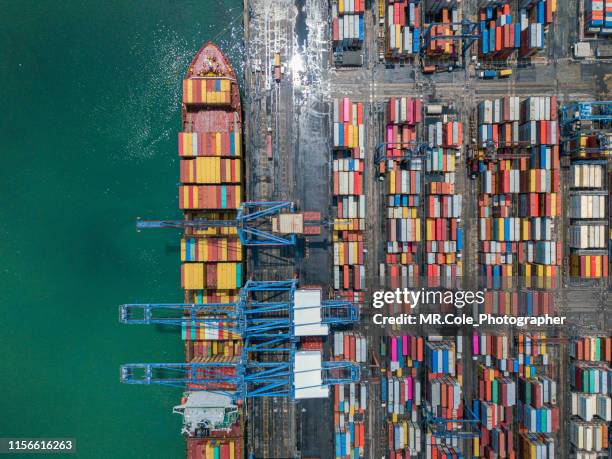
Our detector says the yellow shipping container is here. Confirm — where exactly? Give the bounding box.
[521,219,529,241]
[497,218,505,241]
[395,24,401,49]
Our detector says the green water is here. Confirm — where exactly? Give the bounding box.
[0,1,242,457]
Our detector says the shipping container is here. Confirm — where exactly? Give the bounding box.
[180,157,242,184]
[183,78,232,105]
[179,185,242,210]
[181,262,243,290]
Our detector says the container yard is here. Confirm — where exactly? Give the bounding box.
[119,0,612,458]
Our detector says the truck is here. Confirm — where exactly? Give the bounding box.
[479,69,497,79]
[273,52,281,82]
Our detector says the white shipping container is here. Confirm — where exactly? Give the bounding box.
[570,195,607,219]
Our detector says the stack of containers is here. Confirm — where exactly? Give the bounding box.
[517,0,555,57]
[564,132,612,159]
[333,382,367,459]
[566,155,609,278]
[332,98,366,302]
[586,0,605,33]
[561,101,611,275]
[518,433,555,458]
[381,97,423,295]
[571,337,612,362]
[584,0,612,34]
[331,99,368,459]
[520,98,561,288]
[479,4,521,58]
[381,335,425,457]
[333,332,368,363]
[515,334,559,454]
[426,436,465,459]
[182,78,232,105]
[570,363,612,394]
[569,335,612,457]
[424,338,466,455]
[425,116,463,288]
[476,289,555,317]
[477,98,517,295]
[471,332,517,457]
[423,1,459,59]
[386,0,421,58]
[477,96,561,290]
[187,436,242,459]
[331,0,365,51]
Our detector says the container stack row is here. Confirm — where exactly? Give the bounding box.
[584,0,612,35]
[386,0,421,58]
[332,97,366,300]
[424,337,466,458]
[479,4,521,59]
[331,0,365,51]
[569,336,612,457]
[514,89,562,457]
[562,102,611,279]
[562,101,612,275]
[333,382,367,459]
[381,335,425,457]
[425,115,463,287]
[568,162,609,278]
[331,98,368,459]
[477,96,561,289]
[187,437,243,459]
[517,0,555,57]
[471,332,517,458]
[380,97,423,293]
[333,332,368,458]
[476,289,555,317]
[515,334,560,457]
[423,3,459,60]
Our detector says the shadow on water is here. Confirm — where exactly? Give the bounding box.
[165,242,180,254]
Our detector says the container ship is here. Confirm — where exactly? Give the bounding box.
[174,41,244,459]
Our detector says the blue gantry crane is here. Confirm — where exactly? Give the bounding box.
[420,20,480,61]
[374,141,433,164]
[137,201,308,246]
[422,400,480,439]
[120,280,360,401]
[560,101,612,127]
[560,101,612,156]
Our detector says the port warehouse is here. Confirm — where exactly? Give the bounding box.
[117,0,612,458]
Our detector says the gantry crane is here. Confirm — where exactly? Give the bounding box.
[120,280,360,401]
[137,201,319,246]
[374,141,433,165]
[422,401,480,440]
[420,20,480,62]
[560,101,612,128]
